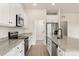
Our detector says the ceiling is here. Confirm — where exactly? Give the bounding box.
[22,3,79,13]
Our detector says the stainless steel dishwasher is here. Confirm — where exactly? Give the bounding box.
[52,41,58,56]
[24,37,29,56]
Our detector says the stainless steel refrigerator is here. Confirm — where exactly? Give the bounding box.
[46,23,58,39]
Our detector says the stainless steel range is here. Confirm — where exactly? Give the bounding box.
[8,32,18,39]
[8,32,29,56]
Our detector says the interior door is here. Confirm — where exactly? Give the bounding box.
[35,20,44,41]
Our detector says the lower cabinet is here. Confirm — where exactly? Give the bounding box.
[4,40,24,56]
[16,41,24,56]
[57,47,65,56]
[28,36,32,49]
[4,48,17,56]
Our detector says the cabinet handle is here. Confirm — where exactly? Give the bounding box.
[9,22,11,24]
[11,22,12,24]
[17,47,19,49]
[9,21,12,24]
[20,50,23,53]
[59,50,61,52]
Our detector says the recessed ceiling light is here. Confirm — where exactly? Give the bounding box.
[52,3,55,6]
[33,3,37,6]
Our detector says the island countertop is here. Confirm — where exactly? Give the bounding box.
[47,36,79,55]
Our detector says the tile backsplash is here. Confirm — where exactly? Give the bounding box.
[0,26,25,39]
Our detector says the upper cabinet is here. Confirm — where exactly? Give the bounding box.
[16,4,24,17]
[0,4,9,26]
[9,3,25,27]
[46,15,58,23]
[0,3,25,27]
[9,3,16,27]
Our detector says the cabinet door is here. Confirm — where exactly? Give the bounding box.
[4,47,17,56]
[9,3,24,27]
[29,36,32,49]
[19,41,24,56]
[57,47,64,56]
[0,3,24,27]
[16,41,24,56]
[8,3,16,27]
[0,3,9,26]
[16,4,24,17]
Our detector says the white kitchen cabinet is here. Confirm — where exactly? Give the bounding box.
[4,48,16,56]
[9,3,24,27]
[0,3,16,27]
[16,4,24,17]
[4,40,24,56]
[15,40,24,56]
[47,15,58,23]
[0,4,9,26]
[57,47,79,56]
[0,3,24,27]
[29,36,32,49]
[57,47,65,56]
[8,3,17,27]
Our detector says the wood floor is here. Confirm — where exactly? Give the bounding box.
[28,40,49,56]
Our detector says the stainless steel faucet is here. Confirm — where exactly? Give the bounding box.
[57,28,62,39]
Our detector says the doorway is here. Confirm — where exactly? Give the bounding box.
[34,20,44,41]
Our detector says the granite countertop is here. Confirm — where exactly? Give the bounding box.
[47,36,79,54]
[0,33,32,56]
[0,38,24,56]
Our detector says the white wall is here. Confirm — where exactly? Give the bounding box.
[61,13,79,39]
[25,9,46,45]
[0,27,25,38]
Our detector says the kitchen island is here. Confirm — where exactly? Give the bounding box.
[47,36,79,56]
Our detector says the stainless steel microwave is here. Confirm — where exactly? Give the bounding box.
[16,14,24,27]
